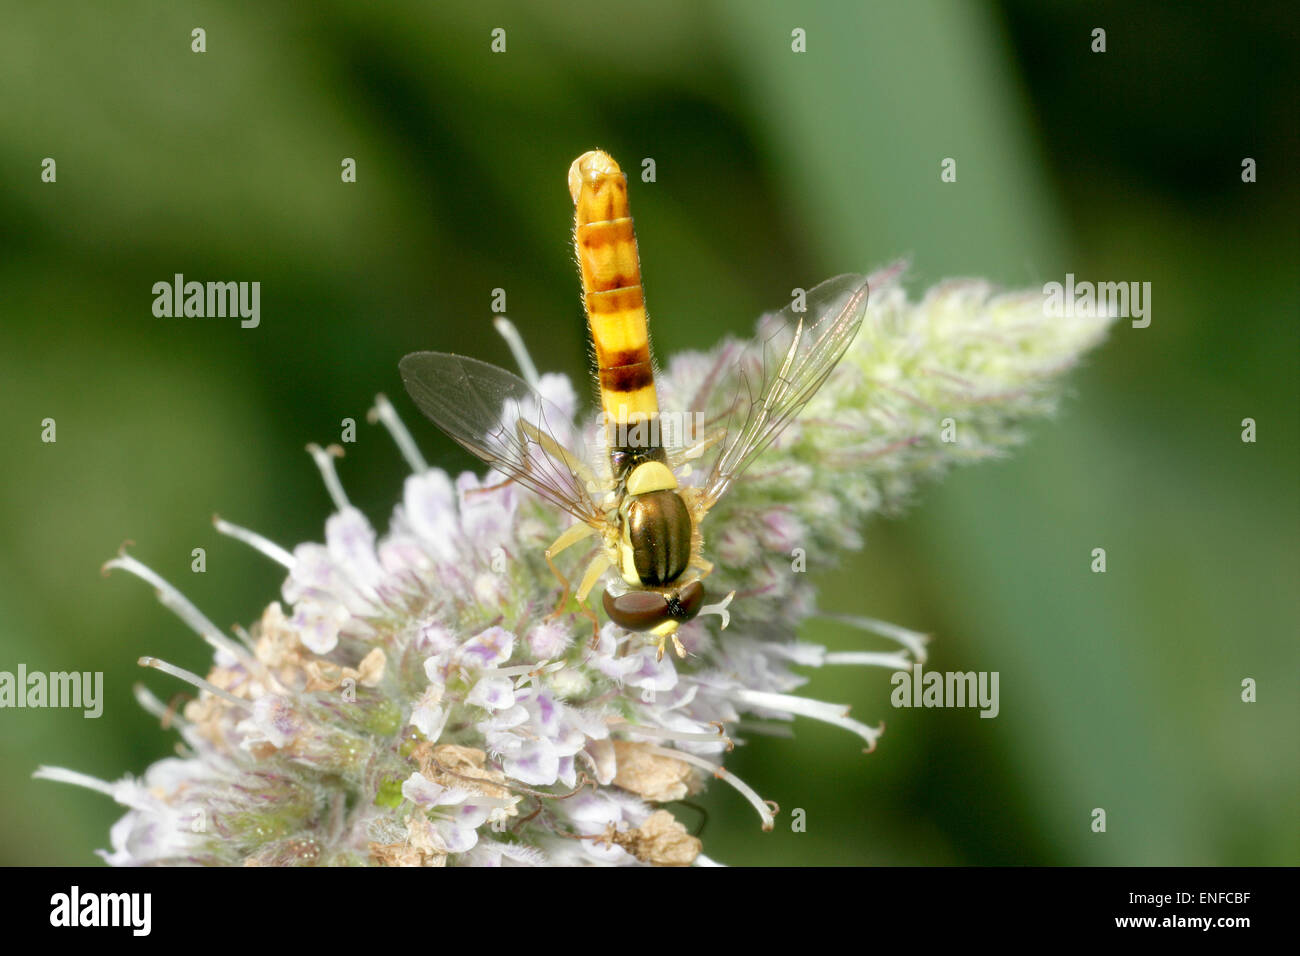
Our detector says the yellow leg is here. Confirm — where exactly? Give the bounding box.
[651,619,684,662]
[572,551,614,648]
[545,522,598,615]
[653,633,687,661]
[575,550,613,604]
[581,604,601,649]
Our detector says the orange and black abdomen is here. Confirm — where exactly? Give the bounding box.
[569,150,660,434]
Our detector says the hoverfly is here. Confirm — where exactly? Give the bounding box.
[400,150,868,659]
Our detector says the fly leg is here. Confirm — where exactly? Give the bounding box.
[544,522,599,616]
[575,550,613,605]
[652,629,688,662]
[574,551,614,648]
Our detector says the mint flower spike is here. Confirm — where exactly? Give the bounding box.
[36,263,1113,866]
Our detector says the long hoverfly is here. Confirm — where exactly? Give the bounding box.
[400,150,868,659]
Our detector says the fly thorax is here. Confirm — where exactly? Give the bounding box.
[618,462,691,587]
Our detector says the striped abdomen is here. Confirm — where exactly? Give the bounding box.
[568,150,661,469]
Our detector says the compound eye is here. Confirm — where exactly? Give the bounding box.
[602,589,671,632]
[670,580,706,621]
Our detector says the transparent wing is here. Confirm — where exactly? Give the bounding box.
[697,274,869,509]
[399,351,606,527]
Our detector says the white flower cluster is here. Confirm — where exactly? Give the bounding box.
[37,263,1113,866]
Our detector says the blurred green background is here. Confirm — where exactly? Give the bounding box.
[1,1,1295,866]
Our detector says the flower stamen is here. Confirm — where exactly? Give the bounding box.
[640,744,776,831]
[306,443,350,511]
[368,393,429,473]
[823,651,915,670]
[212,514,295,568]
[138,656,251,709]
[103,549,251,667]
[698,590,735,629]
[492,316,541,390]
[609,719,734,751]
[730,688,884,753]
[816,612,931,664]
[131,682,190,727]
[32,766,133,803]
